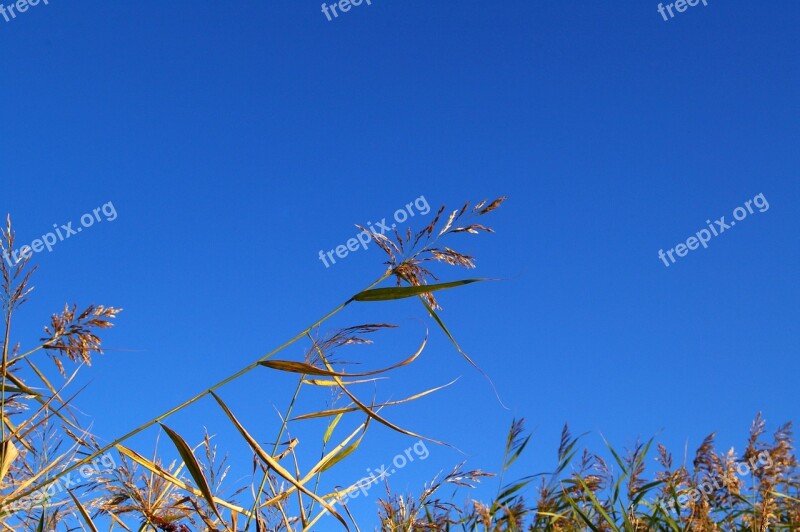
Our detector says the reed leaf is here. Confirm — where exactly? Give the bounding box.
[66,489,98,532]
[350,279,487,302]
[160,423,227,525]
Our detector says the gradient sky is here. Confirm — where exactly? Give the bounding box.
[1,0,798,527]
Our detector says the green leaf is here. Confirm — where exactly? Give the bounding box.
[159,424,226,524]
[497,479,532,503]
[318,431,365,473]
[505,434,531,470]
[563,493,602,532]
[323,413,343,446]
[351,279,487,302]
[574,476,620,532]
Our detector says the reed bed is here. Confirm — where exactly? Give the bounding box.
[0,201,796,531]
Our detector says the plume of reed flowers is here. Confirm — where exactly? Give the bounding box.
[0,216,121,530]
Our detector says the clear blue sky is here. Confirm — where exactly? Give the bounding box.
[1,0,798,527]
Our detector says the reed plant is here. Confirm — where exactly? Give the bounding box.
[0,200,796,531]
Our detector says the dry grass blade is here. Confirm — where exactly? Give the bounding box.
[260,361,376,378]
[12,274,395,509]
[23,360,81,426]
[0,440,18,482]
[292,378,460,421]
[12,365,85,441]
[313,348,450,449]
[208,391,351,531]
[0,418,34,454]
[261,333,427,378]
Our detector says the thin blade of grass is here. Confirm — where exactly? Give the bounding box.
[262,420,369,507]
[563,491,602,532]
[323,413,343,446]
[420,297,507,409]
[209,391,350,530]
[303,377,386,386]
[260,333,427,378]
[574,476,620,532]
[66,489,98,532]
[160,423,226,524]
[315,352,449,448]
[292,379,458,421]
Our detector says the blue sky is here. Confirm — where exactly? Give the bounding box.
[1,0,798,527]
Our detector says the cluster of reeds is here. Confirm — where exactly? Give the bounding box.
[0,200,510,530]
[0,216,121,530]
[377,416,799,531]
[2,200,796,531]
